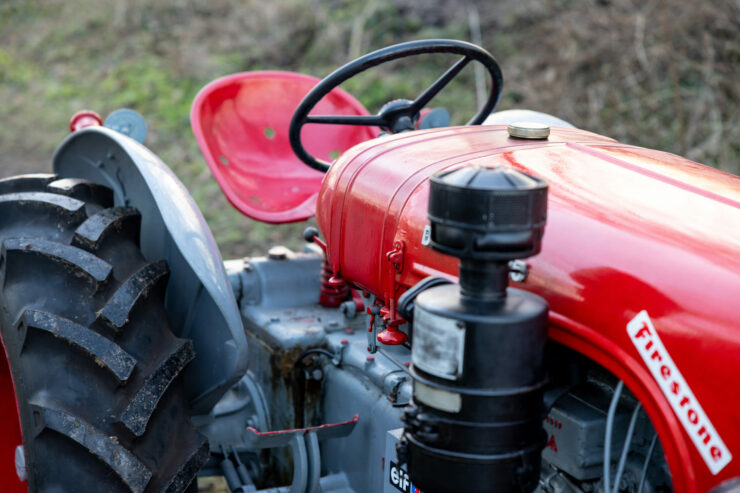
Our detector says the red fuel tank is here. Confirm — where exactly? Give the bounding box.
[316,125,740,492]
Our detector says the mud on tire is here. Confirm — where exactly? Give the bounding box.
[0,174,209,492]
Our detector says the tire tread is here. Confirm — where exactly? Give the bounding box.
[20,309,137,384]
[98,260,169,331]
[0,175,206,492]
[2,237,112,284]
[119,339,195,437]
[32,404,153,493]
[73,206,141,251]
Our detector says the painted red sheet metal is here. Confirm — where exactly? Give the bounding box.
[316,124,740,492]
[0,342,24,492]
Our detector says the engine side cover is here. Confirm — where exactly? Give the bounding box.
[315,124,740,492]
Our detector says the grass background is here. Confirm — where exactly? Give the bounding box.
[1,0,737,262]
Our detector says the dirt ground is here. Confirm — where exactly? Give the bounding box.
[0,152,47,179]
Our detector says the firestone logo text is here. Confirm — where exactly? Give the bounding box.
[627,310,731,474]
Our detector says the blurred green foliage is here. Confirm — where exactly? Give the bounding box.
[0,0,737,259]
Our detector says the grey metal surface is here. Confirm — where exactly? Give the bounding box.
[224,251,411,493]
[255,474,354,493]
[195,372,270,452]
[52,126,248,414]
[384,428,420,493]
[542,381,643,482]
[545,394,619,481]
[218,249,665,493]
[321,360,408,493]
[485,108,576,128]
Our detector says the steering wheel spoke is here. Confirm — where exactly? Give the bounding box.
[305,115,387,126]
[410,56,472,113]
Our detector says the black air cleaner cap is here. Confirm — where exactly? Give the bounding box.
[428,165,548,260]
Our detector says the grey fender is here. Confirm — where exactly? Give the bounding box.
[53,126,247,414]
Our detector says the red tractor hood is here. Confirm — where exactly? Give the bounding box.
[316,125,740,491]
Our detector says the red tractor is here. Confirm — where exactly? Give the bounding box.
[0,39,737,493]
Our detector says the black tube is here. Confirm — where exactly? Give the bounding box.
[458,259,509,301]
[220,456,243,492]
[232,447,254,487]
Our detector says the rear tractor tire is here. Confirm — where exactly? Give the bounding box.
[0,173,209,492]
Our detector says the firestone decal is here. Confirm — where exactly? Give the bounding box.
[627,310,731,474]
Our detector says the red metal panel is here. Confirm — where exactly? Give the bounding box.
[0,341,25,492]
[316,125,740,491]
[191,71,377,223]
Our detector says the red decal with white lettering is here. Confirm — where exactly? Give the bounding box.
[627,310,731,474]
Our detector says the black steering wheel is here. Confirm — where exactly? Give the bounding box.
[289,39,503,172]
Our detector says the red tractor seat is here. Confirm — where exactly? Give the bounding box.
[191,71,377,224]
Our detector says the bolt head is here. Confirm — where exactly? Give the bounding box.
[510,272,526,283]
[267,245,291,260]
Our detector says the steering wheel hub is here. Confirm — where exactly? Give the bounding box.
[377,99,418,133]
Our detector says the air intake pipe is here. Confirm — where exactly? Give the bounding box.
[399,165,549,493]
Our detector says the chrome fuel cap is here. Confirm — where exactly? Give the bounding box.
[507,121,550,139]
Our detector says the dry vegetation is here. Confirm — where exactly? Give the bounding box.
[0,0,737,259]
